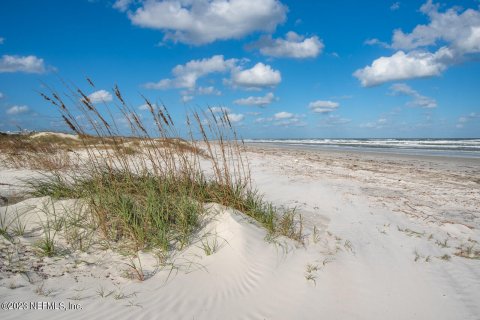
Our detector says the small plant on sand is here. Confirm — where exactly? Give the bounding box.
[200,234,220,256]
[343,240,354,254]
[414,250,421,262]
[305,263,319,285]
[0,206,14,241]
[35,201,63,257]
[34,282,53,297]
[124,256,145,281]
[12,211,27,237]
[440,254,451,261]
[96,286,114,298]
[435,238,449,248]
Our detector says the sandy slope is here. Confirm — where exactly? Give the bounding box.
[0,146,479,319]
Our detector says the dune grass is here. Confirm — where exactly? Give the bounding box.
[17,79,303,253]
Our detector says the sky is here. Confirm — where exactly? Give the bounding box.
[0,0,479,138]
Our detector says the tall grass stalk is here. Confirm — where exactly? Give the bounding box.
[29,79,302,252]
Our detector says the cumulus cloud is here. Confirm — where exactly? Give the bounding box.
[6,105,29,115]
[392,1,480,53]
[354,48,451,87]
[128,0,287,45]
[226,113,244,123]
[355,1,480,86]
[87,90,113,104]
[0,55,46,73]
[390,83,437,108]
[198,86,221,95]
[254,113,305,127]
[309,100,340,113]
[209,107,231,114]
[179,86,221,102]
[234,92,276,107]
[205,107,243,123]
[251,31,324,58]
[145,55,237,90]
[146,56,281,93]
[274,111,293,119]
[231,63,281,89]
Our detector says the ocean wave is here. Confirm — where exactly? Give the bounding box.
[244,139,480,152]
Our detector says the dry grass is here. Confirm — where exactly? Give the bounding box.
[16,79,303,254]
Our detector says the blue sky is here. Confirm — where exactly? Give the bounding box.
[0,0,479,138]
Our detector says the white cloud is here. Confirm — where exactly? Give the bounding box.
[231,63,281,89]
[318,115,351,127]
[205,107,243,123]
[252,31,324,58]
[356,1,480,86]
[360,118,388,129]
[198,86,221,95]
[274,117,306,127]
[309,100,340,113]
[181,95,194,103]
[254,117,268,123]
[234,92,276,107]
[456,112,479,128]
[0,55,46,73]
[390,83,437,108]
[254,113,306,127]
[138,104,148,111]
[392,1,480,53]
[274,111,293,120]
[87,90,113,104]
[145,79,172,89]
[364,38,390,48]
[353,48,451,87]
[138,103,161,111]
[209,107,231,114]
[390,2,400,11]
[226,113,244,123]
[246,111,261,116]
[128,0,287,45]
[6,105,29,115]
[113,0,133,12]
[145,55,237,90]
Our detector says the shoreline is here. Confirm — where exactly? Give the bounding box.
[245,142,480,164]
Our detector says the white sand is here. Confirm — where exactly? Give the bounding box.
[0,146,479,319]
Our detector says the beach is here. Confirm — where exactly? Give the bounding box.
[2,0,480,318]
[0,139,479,320]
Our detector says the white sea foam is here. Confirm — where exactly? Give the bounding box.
[244,138,480,157]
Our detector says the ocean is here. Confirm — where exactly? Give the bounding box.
[244,138,480,158]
